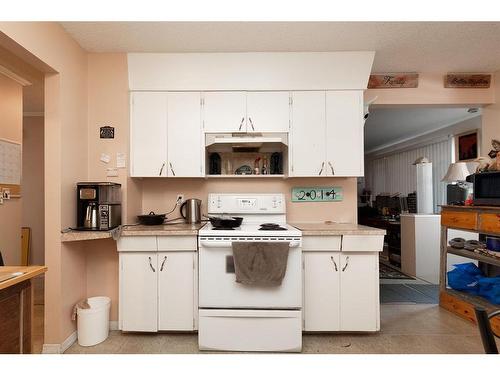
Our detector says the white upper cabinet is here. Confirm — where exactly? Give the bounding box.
[203,92,247,133]
[246,92,290,132]
[289,91,327,177]
[130,92,168,177]
[325,91,364,176]
[167,92,203,177]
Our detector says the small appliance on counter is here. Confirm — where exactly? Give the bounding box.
[76,182,121,230]
[470,171,500,206]
[442,162,471,205]
[180,198,202,224]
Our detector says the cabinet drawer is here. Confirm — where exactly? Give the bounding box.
[157,236,197,251]
[117,236,157,252]
[479,213,500,235]
[341,235,384,252]
[441,210,478,230]
[302,236,341,251]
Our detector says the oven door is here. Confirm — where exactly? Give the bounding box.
[199,240,302,309]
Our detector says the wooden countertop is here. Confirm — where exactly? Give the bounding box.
[290,222,386,236]
[0,266,47,290]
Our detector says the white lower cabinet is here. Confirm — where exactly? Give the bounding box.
[304,246,380,332]
[158,252,196,331]
[118,236,197,332]
[119,252,158,332]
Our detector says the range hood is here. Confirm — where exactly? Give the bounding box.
[205,133,288,151]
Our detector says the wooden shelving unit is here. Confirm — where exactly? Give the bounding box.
[439,205,500,335]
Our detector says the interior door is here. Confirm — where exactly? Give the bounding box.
[120,253,158,332]
[339,253,379,331]
[167,92,203,177]
[130,91,168,177]
[203,92,247,132]
[325,91,364,176]
[304,252,340,331]
[246,91,290,132]
[158,252,195,331]
[290,91,327,176]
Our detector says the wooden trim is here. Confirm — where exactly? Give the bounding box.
[440,290,500,336]
[0,64,32,86]
[0,184,21,197]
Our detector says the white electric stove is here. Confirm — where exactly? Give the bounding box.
[198,193,303,352]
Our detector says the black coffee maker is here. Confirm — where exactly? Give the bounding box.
[76,182,122,230]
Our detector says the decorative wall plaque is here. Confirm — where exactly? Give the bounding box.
[292,187,343,202]
[99,126,115,139]
[368,73,419,89]
[444,74,491,88]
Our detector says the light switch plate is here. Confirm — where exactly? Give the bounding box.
[291,187,343,202]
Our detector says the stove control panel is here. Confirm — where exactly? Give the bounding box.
[208,194,285,214]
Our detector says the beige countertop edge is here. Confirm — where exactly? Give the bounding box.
[290,222,386,236]
[0,266,47,290]
[61,231,113,242]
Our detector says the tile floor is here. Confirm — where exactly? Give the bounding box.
[64,304,491,354]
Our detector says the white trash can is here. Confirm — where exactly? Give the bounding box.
[77,296,111,346]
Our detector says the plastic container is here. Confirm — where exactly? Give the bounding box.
[77,296,110,346]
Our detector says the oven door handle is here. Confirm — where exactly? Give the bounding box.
[199,241,301,248]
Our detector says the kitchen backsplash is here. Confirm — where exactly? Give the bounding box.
[139,177,357,224]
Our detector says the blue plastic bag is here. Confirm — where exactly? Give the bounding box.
[447,262,483,295]
[478,277,500,304]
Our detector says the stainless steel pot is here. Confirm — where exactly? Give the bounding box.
[180,198,202,224]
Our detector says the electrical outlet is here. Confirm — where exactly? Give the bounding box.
[176,194,184,205]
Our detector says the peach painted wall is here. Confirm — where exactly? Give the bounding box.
[482,70,500,154]
[0,73,22,266]
[0,22,89,345]
[22,115,44,266]
[365,72,494,106]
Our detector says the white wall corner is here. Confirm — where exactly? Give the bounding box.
[109,320,119,331]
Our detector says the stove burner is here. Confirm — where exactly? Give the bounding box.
[212,227,236,230]
[259,223,287,231]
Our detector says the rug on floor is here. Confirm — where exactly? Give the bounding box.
[380,284,439,304]
[379,262,414,280]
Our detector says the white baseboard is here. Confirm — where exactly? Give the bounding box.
[42,331,77,354]
[109,320,119,331]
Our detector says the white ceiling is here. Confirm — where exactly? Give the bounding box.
[60,22,500,72]
[365,107,480,152]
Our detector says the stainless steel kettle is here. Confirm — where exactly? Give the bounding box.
[180,198,202,224]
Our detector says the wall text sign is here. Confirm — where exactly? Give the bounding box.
[292,187,343,202]
[444,74,491,88]
[368,73,419,89]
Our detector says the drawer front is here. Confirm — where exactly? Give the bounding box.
[117,236,157,252]
[479,213,500,235]
[341,235,384,252]
[157,236,197,251]
[441,210,478,230]
[302,236,341,251]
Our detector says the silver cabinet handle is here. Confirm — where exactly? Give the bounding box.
[330,256,338,271]
[328,161,335,175]
[169,162,176,176]
[318,162,325,175]
[160,256,167,272]
[148,256,156,272]
[238,117,245,131]
[248,117,255,131]
[342,256,350,272]
[159,162,166,176]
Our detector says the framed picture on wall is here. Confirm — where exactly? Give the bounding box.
[455,131,479,161]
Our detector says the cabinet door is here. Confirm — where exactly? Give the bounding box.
[339,253,379,331]
[325,91,364,176]
[130,92,168,177]
[246,91,290,132]
[304,252,340,331]
[158,252,195,331]
[290,91,327,177]
[120,253,158,332]
[167,92,203,177]
[203,92,247,132]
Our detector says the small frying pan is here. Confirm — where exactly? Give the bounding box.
[206,215,243,229]
[137,211,166,225]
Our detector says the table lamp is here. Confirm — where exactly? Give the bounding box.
[442,162,470,205]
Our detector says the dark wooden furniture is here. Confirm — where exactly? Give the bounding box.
[474,307,499,354]
[0,266,47,354]
[440,205,500,336]
[359,216,401,266]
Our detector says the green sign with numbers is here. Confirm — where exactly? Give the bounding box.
[291,187,343,202]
